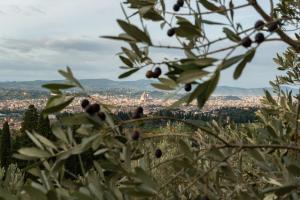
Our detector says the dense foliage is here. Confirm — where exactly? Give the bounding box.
[0,122,11,169]
[117,107,258,123]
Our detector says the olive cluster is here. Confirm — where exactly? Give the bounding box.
[130,106,163,159]
[173,0,184,12]
[166,0,185,37]
[132,106,144,119]
[81,99,106,120]
[146,67,162,79]
[241,20,279,48]
[132,130,162,158]
[184,83,192,92]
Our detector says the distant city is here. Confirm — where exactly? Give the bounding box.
[0,79,265,130]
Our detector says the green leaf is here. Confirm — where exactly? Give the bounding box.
[189,69,219,108]
[178,57,217,70]
[159,0,165,15]
[94,148,109,156]
[263,184,297,196]
[119,56,134,68]
[151,83,175,90]
[183,57,217,66]
[52,126,68,143]
[135,167,157,190]
[175,17,201,39]
[202,19,227,25]
[0,188,18,200]
[175,25,201,39]
[139,6,152,16]
[158,78,177,88]
[34,133,57,150]
[179,140,192,157]
[248,149,265,162]
[20,186,47,200]
[207,147,225,161]
[265,90,277,105]
[266,125,278,138]
[287,164,300,176]
[42,83,75,90]
[58,67,84,90]
[117,19,152,44]
[220,54,244,70]
[274,185,297,196]
[26,131,44,150]
[233,48,256,79]
[43,96,74,115]
[199,0,225,15]
[169,93,191,108]
[119,185,157,197]
[18,148,51,158]
[223,27,241,42]
[119,68,140,79]
[187,82,207,105]
[139,6,163,21]
[101,35,136,42]
[229,1,234,20]
[178,70,209,83]
[13,153,37,161]
[61,113,96,126]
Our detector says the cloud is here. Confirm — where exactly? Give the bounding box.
[0,37,119,53]
[0,4,46,16]
[0,36,123,81]
[27,6,46,15]
[45,38,111,52]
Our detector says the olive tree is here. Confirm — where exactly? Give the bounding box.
[104,0,300,108]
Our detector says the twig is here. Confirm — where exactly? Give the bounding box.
[249,0,300,52]
[269,0,274,16]
[216,143,300,152]
[182,148,241,192]
[295,90,300,144]
[161,3,251,16]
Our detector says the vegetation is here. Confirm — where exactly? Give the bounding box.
[20,105,39,134]
[0,0,299,199]
[0,122,11,169]
[116,107,258,124]
[0,88,48,100]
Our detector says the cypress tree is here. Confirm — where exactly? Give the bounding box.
[0,121,11,169]
[19,104,39,147]
[37,114,52,139]
[20,104,39,134]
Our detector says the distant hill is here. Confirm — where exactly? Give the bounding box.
[0,79,154,91]
[0,79,295,96]
[214,86,268,96]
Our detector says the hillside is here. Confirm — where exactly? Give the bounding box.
[0,79,294,96]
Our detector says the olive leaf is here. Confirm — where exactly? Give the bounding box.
[117,19,152,44]
[199,0,226,15]
[119,68,140,79]
[233,48,256,79]
[220,54,244,70]
[223,27,241,42]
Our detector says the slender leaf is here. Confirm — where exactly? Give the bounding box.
[233,49,256,79]
[117,19,152,44]
[119,68,140,79]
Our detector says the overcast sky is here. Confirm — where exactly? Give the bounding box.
[0,0,287,88]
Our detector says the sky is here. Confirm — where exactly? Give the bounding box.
[0,0,287,88]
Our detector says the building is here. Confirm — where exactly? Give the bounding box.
[140,92,151,103]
